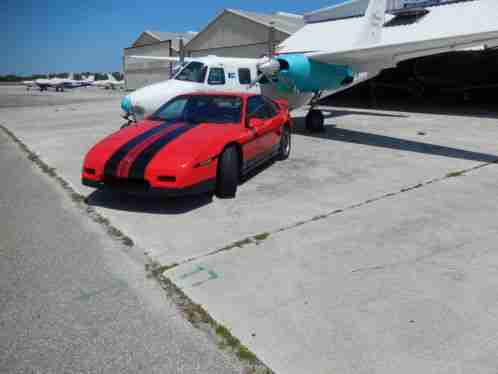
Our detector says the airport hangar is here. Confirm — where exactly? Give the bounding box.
[123,9,304,90]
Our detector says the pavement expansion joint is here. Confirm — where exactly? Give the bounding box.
[174,160,498,268]
[0,125,136,251]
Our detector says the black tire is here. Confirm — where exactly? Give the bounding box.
[278,126,291,160]
[216,146,239,199]
[305,109,325,133]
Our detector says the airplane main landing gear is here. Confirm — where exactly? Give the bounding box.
[305,109,325,133]
[305,91,325,133]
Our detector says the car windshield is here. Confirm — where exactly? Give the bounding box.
[150,95,242,124]
[174,62,207,83]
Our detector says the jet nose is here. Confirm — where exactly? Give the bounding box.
[121,95,131,115]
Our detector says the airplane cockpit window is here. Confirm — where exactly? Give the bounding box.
[174,62,207,83]
[238,68,251,85]
[207,68,226,85]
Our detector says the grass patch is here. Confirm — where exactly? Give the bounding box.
[253,232,270,242]
[146,259,273,373]
[145,261,179,278]
[446,170,466,178]
[237,345,259,363]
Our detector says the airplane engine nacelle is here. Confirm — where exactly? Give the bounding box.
[276,54,353,93]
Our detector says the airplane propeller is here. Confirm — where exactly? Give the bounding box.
[250,21,282,87]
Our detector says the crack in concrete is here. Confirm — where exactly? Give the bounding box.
[178,160,497,267]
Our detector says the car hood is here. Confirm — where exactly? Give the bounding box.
[85,120,240,179]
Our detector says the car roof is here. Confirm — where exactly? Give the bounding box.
[182,91,257,99]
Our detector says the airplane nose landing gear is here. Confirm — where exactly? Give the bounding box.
[305,109,325,133]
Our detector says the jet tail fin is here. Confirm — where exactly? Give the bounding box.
[107,73,117,82]
[355,0,387,46]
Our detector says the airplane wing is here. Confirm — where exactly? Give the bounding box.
[307,31,498,73]
[280,0,498,76]
[127,55,193,63]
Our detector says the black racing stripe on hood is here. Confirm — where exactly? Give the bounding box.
[103,122,174,177]
[128,123,199,180]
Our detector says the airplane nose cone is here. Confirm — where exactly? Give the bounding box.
[121,95,131,114]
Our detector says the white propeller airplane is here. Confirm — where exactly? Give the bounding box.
[93,73,125,90]
[21,80,36,90]
[34,74,73,92]
[33,74,96,91]
[121,0,498,132]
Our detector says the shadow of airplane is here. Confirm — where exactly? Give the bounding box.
[293,116,498,163]
[325,98,498,120]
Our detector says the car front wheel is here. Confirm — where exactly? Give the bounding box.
[216,146,239,198]
[278,126,291,160]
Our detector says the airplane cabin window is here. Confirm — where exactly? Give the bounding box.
[238,68,252,85]
[208,68,226,85]
[174,62,207,83]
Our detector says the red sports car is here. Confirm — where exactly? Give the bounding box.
[82,92,292,198]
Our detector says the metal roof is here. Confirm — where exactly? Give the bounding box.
[227,9,305,35]
[146,31,197,50]
[280,0,498,54]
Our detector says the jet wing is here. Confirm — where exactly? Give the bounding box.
[279,0,498,75]
[307,30,498,75]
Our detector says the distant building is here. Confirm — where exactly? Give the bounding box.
[123,9,304,90]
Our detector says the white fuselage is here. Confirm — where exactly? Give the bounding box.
[123,56,313,121]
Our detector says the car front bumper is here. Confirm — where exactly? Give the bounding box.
[82,177,215,197]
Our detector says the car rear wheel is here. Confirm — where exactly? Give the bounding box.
[278,126,291,160]
[216,146,239,198]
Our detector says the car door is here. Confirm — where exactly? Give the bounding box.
[248,96,282,156]
[242,96,265,170]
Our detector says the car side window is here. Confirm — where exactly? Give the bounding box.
[262,97,279,117]
[238,68,251,85]
[247,96,269,120]
[208,68,226,85]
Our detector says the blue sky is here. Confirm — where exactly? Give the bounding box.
[2,0,345,75]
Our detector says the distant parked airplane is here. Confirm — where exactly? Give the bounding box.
[93,74,125,90]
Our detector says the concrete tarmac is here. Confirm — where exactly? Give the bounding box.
[0,122,242,372]
[3,85,498,373]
